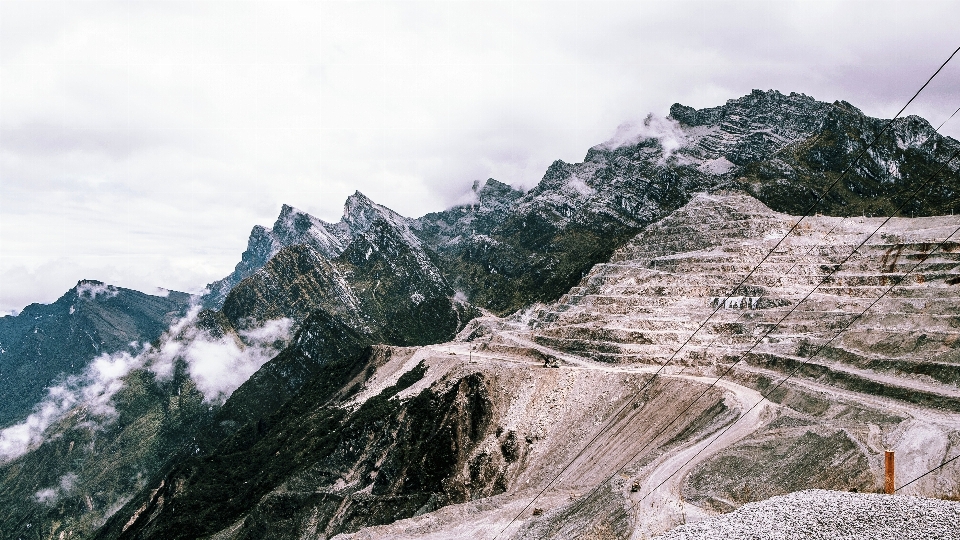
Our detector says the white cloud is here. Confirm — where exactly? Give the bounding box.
[149,308,294,404]
[602,114,686,158]
[176,317,294,404]
[0,351,138,462]
[33,472,79,506]
[34,488,58,505]
[76,281,119,300]
[0,306,293,463]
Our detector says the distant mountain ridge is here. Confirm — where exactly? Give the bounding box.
[0,188,478,539]
[412,89,960,313]
[201,89,960,318]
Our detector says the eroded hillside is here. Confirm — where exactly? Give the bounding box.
[99,193,960,539]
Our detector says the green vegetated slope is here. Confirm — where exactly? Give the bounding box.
[0,362,209,538]
[96,333,503,539]
[0,282,190,429]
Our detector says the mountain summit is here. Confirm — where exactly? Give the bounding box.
[203,191,435,309]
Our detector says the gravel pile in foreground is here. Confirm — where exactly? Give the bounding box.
[654,490,960,540]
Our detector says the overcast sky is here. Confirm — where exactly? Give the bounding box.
[1,0,958,313]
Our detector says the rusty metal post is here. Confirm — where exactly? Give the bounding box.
[885,450,895,494]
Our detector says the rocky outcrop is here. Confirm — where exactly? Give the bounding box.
[203,204,350,308]
[219,194,477,346]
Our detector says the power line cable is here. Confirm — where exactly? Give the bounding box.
[493,45,960,539]
[594,98,960,520]
[895,452,960,493]
[565,168,958,527]
[541,55,960,530]
[937,104,960,131]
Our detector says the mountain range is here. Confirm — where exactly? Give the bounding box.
[1,89,958,539]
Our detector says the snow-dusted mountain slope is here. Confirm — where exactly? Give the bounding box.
[414,90,960,315]
[204,191,431,309]
[217,189,472,343]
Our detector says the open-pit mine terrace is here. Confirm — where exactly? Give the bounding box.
[335,192,960,539]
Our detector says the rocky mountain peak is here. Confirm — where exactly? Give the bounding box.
[0,280,190,429]
[342,191,423,251]
[204,193,430,310]
[342,190,379,224]
[270,203,345,257]
[668,90,833,162]
[410,179,526,253]
[474,178,524,203]
[344,190,410,229]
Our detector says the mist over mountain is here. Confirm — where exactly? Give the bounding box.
[1,89,959,540]
[0,281,190,429]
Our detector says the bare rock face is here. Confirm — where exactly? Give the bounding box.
[218,196,477,346]
[204,191,430,311]
[520,192,960,534]
[101,192,960,540]
[98,341,735,540]
[203,204,350,308]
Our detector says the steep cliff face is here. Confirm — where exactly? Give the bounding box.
[203,204,350,309]
[676,90,960,217]
[0,281,190,428]
[203,192,428,310]
[100,349,500,540]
